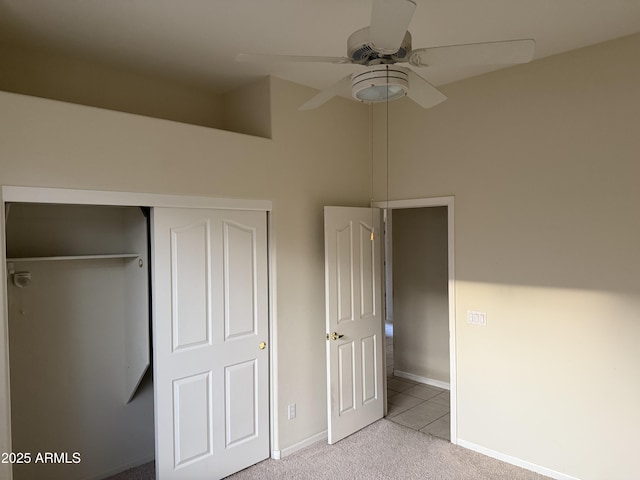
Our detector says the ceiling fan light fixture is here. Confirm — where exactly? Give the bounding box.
[352,65,409,103]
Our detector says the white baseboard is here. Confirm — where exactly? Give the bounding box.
[457,439,580,480]
[272,430,327,460]
[394,370,450,391]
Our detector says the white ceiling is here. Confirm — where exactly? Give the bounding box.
[1,0,640,95]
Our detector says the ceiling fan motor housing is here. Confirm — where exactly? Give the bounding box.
[347,27,412,64]
[351,65,409,103]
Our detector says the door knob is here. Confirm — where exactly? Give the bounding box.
[259,341,267,350]
[326,332,344,341]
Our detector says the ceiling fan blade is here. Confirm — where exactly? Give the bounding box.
[236,53,352,65]
[409,39,535,67]
[406,70,447,109]
[370,0,417,54]
[299,75,353,111]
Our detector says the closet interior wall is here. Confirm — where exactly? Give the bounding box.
[5,203,154,480]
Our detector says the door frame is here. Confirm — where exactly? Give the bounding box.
[0,185,278,479]
[372,196,457,444]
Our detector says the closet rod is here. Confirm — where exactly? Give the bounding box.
[6,253,140,262]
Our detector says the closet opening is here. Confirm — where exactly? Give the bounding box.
[5,202,155,480]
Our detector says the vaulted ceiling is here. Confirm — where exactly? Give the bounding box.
[1,0,639,96]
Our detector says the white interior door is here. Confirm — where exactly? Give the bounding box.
[324,206,384,444]
[153,207,269,479]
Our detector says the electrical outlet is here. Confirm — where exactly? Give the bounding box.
[467,310,487,326]
[287,403,296,420]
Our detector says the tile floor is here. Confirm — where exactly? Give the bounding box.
[385,322,451,441]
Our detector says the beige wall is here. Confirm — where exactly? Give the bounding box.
[0,42,224,129]
[392,207,449,384]
[377,33,640,479]
[0,43,275,137]
[221,78,272,138]
[0,77,370,459]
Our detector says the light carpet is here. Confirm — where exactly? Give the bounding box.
[228,419,550,480]
[107,419,551,479]
[104,461,155,480]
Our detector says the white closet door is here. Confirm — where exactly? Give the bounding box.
[152,208,269,479]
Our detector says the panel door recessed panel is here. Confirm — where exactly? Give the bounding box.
[171,221,211,351]
[225,360,258,447]
[338,342,356,415]
[173,372,212,467]
[336,223,353,324]
[359,222,375,319]
[223,222,257,339]
[361,335,378,406]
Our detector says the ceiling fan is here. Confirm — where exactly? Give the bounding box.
[237,0,535,111]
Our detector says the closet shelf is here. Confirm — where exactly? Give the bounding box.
[7,253,140,262]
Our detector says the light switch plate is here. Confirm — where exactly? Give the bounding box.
[467,310,487,326]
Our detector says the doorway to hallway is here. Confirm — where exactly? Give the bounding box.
[375,197,456,443]
[385,323,450,441]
